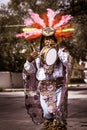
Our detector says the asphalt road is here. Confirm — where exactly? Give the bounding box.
[68,88,87,130]
[0,86,87,130]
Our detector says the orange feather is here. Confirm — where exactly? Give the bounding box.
[40,12,49,26]
[52,13,62,27]
[31,23,43,29]
[26,33,42,41]
[55,23,73,32]
[61,23,72,30]
[55,31,73,38]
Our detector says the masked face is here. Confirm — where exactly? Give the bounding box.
[43,38,58,49]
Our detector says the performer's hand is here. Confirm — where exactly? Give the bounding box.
[30,51,38,59]
[27,51,38,62]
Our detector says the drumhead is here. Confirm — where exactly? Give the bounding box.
[45,48,57,65]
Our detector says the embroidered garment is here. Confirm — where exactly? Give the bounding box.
[16,8,74,129]
[23,47,72,125]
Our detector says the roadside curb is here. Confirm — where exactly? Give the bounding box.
[68,84,87,90]
[0,88,24,92]
[0,84,87,92]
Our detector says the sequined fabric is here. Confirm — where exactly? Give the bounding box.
[23,47,73,128]
[43,118,67,130]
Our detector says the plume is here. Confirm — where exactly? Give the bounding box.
[24,18,34,26]
[52,13,62,27]
[16,28,42,40]
[53,15,73,29]
[29,11,46,28]
[47,8,56,27]
[31,23,43,29]
[16,8,74,41]
[40,12,49,26]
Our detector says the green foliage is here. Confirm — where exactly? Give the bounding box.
[71,14,87,60]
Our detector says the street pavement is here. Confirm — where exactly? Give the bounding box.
[0,84,87,130]
[67,85,87,130]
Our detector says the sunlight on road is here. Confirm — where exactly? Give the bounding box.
[68,91,87,99]
[0,92,24,97]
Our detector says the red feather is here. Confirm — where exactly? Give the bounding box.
[52,13,63,27]
[55,23,72,31]
[31,23,43,29]
[40,13,49,26]
[26,33,42,41]
[61,23,72,30]
[54,32,73,42]
[55,31,73,38]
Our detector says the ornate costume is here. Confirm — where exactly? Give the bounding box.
[16,8,74,130]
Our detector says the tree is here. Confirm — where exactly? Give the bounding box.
[66,0,87,61]
[0,3,25,72]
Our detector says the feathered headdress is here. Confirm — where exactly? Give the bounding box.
[16,8,74,42]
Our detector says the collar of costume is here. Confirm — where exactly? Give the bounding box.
[16,8,74,42]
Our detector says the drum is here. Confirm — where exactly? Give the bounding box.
[40,47,57,65]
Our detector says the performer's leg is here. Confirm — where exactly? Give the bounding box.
[40,88,67,130]
[40,94,53,119]
[55,87,67,130]
[40,94,55,130]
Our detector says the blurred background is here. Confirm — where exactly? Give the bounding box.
[0,0,87,89]
[0,1,87,130]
